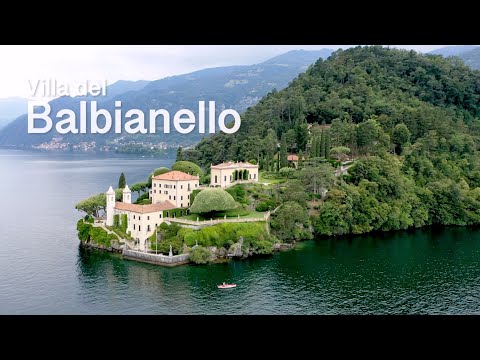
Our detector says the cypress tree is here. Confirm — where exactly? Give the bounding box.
[325,130,331,159]
[118,172,126,189]
[320,130,326,158]
[298,150,304,169]
[280,133,288,168]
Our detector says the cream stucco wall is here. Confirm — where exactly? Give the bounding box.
[114,209,165,251]
[150,179,199,208]
[210,166,258,187]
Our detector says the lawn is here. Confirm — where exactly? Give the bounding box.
[258,171,287,184]
[179,208,267,221]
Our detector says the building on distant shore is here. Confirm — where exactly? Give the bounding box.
[210,161,258,188]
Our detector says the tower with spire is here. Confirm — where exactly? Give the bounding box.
[123,184,131,204]
[106,186,115,226]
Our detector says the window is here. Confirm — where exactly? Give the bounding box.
[165,191,168,195]
[133,224,136,230]
[154,190,156,193]
[166,211,169,217]
[139,225,141,232]
[159,183,162,188]
[169,195,171,200]
[188,184,190,191]
[159,190,162,194]
[174,196,176,200]
[133,215,136,219]
[181,203,183,208]
[159,214,162,218]
[147,216,150,220]
[147,225,150,232]
[195,184,198,187]
[215,175,217,183]
[154,183,156,187]
[224,175,226,182]
[174,185,176,189]
[181,196,183,200]
[230,175,232,181]
[181,185,183,189]
[188,195,190,199]
[139,216,141,220]
[254,174,256,179]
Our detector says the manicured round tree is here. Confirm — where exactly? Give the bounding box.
[172,161,204,177]
[147,167,170,187]
[190,188,237,215]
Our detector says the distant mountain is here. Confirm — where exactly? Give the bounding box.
[457,47,480,70]
[428,45,478,57]
[0,49,334,152]
[428,46,480,70]
[0,97,28,129]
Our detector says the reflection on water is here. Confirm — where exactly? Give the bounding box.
[1,149,480,314]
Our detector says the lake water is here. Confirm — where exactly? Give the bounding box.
[1,149,480,314]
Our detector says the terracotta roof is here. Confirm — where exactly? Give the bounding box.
[287,154,305,161]
[152,170,199,181]
[114,201,176,213]
[211,161,258,169]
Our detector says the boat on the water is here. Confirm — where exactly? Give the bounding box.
[218,282,236,289]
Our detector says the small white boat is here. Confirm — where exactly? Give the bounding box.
[218,282,236,289]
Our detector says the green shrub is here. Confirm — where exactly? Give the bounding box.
[113,214,119,228]
[189,246,212,264]
[134,192,150,204]
[255,200,277,212]
[190,189,202,205]
[120,214,128,233]
[77,220,93,242]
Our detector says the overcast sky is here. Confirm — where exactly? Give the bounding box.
[0,45,468,99]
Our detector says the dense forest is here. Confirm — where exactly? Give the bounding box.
[185,46,480,236]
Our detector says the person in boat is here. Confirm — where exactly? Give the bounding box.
[223,282,226,285]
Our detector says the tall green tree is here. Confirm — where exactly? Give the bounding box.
[325,130,331,159]
[310,137,317,157]
[298,150,304,169]
[295,120,309,151]
[118,172,126,189]
[392,123,411,154]
[176,146,183,162]
[280,133,288,168]
[320,130,326,158]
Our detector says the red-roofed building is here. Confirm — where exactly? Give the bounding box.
[106,184,179,251]
[150,170,199,208]
[287,154,305,169]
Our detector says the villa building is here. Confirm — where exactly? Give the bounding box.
[210,161,258,188]
[287,154,305,169]
[150,170,200,208]
[106,185,176,251]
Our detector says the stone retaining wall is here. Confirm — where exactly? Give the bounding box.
[122,249,190,266]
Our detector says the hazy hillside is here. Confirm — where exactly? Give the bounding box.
[0,49,334,152]
[0,97,28,129]
[457,47,480,70]
[428,45,478,57]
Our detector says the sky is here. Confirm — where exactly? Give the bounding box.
[0,45,467,99]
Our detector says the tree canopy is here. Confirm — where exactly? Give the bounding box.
[171,161,204,177]
[190,188,237,214]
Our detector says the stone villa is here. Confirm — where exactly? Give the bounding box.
[106,170,199,251]
[104,163,260,250]
[210,161,259,188]
[150,170,199,208]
